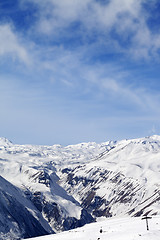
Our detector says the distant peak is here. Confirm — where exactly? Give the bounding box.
[144,135,160,142]
[150,134,160,139]
[0,137,13,146]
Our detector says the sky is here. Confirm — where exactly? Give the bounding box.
[1,0,160,145]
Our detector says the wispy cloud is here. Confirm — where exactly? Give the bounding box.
[32,44,160,117]
[0,24,30,65]
[22,0,160,61]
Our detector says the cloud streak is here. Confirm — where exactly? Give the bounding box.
[33,45,160,118]
[0,24,30,64]
[23,0,160,60]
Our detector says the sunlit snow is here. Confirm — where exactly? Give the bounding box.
[26,216,160,240]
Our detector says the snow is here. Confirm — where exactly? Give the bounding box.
[0,137,12,146]
[25,216,160,240]
[0,136,160,210]
[1,135,160,238]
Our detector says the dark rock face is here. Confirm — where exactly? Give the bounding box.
[79,209,95,226]
[0,176,53,240]
[26,188,95,233]
[59,167,115,218]
[59,165,160,219]
[20,169,95,235]
[29,193,64,232]
[43,202,61,224]
[63,209,95,231]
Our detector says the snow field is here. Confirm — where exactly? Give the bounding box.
[26,217,160,240]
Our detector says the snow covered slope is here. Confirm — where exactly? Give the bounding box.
[0,139,97,239]
[26,216,160,240]
[0,175,53,239]
[58,135,160,218]
[0,135,160,239]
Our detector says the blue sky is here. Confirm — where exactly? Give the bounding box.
[1,0,160,145]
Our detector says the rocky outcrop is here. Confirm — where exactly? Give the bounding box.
[59,165,159,218]
[0,176,53,240]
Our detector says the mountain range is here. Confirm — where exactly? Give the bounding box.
[0,135,160,239]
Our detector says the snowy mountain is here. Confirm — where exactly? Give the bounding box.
[58,136,160,218]
[0,135,160,239]
[0,175,52,240]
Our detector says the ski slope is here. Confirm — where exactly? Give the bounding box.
[26,216,160,240]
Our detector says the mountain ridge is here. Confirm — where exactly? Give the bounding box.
[0,135,160,239]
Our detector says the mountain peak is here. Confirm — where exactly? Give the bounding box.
[0,137,12,146]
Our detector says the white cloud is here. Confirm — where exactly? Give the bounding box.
[35,45,160,116]
[23,0,160,60]
[26,0,142,35]
[0,24,30,64]
[130,21,160,59]
[29,0,141,34]
[90,0,141,29]
[14,0,160,117]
